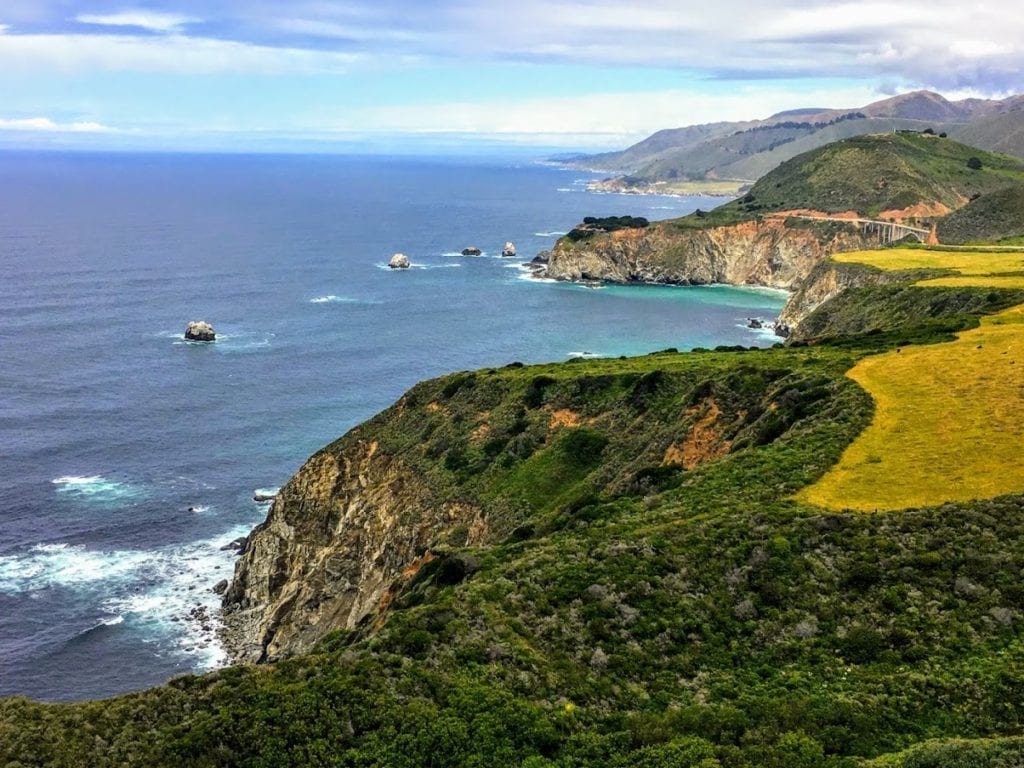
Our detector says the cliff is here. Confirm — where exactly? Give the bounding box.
[541,218,874,290]
[222,436,489,662]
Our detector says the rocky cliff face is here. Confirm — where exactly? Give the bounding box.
[541,218,874,292]
[223,436,488,663]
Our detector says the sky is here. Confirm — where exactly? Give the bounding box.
[0,0,1021,152]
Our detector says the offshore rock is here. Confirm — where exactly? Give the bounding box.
[501,241,517,258]
[184,320,216,342]
[461,247,482,256]
[388,253,410,269]
[222,438,489,663]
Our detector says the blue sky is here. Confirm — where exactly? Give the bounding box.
[0,0,1020,152]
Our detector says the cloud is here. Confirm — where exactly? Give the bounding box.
[0,116,115,132]
[75,10,199,33]
[2,0,1023,90]
[0,32,360,75]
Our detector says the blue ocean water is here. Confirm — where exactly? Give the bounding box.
[0,152,785,702]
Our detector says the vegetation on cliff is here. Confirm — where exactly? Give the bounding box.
[4,268,1024,765]
[937,186,1024,244]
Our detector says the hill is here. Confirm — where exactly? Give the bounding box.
[573,90,1024,195]
[708,132,1024,220]
[937,185,1024,244]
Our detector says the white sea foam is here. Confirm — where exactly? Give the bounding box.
[0,525,253,670]
[0,543,152,591]
[556,188,573,193]
[52,475,139,502]
[534,231,567,237]
[189,505,210,513]
[310,295,357,304]
[567,351,605,359]
[254,487,280,498]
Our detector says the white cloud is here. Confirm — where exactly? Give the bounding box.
[0,116,114,132]
[0,32,360,74]
[75,10,199,33]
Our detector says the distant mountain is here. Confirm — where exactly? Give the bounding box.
[570,90,1024,195]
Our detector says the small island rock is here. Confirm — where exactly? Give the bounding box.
[461,247,482,256]
[212,579,229,595]
[501,241,516,258]
[184,320,216,342]
[747,318,763,329]
[388,253,410,269]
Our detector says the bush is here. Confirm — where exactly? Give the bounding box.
[967,157,983,170]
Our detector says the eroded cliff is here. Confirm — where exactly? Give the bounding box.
[541,217,873,290]
[223,433,489,662]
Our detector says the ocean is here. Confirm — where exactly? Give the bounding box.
[0,151,786,702]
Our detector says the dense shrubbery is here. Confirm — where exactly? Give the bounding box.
[566,216,650,241]
[3,268,1024,767]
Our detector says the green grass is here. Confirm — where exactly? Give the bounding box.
[664,133,1024,231]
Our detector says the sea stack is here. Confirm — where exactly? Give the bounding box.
[501,241,517,258]
[461,246,482,256]
[388,253,410,269]
[184,320,216,342]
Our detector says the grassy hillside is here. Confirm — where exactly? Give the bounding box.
[937,185,1024,244]
[681,133,1024,224]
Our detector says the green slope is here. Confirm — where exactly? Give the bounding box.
[937,185,1024,244]
[672,133,1024,227]
[4,287,1024,767]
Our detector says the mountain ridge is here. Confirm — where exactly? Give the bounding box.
[572,90,1024,195]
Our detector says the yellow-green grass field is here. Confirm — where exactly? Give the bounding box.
[799,248,1024,511]
[832,247,1024,276]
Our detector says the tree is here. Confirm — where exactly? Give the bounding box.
[967,157,983,170]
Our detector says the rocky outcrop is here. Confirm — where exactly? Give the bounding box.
[501,242,517,258]
[778,260,898,330]
[184,320,216,342]
[222,439,488,663]
[388,253,410,269]
[461,247,482,256]
[541,218,874,291]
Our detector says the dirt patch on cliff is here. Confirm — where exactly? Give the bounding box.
[770,209,860,220]
[878,201,954,220]
[663,401,732,469]
[549,409,583,429]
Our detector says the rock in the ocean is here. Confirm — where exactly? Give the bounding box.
[774,322,791,339]
[461,247,482,256]
[212,579,229,595]
[388,253,410,269]
[253,492,276,503]
[501,241,516,258]
[220,536,249,554]
[184,320,216,342]
[747,318,763,329]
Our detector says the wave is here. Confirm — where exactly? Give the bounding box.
[0,524,254,670]
[567,351,604,359]
[556,188,573,193]
[52,475,140,502]
[376,261,462,271]
[310,295,358,304]
[533,231,567,237]
[160,329,275,352]
[254,487,280,499]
